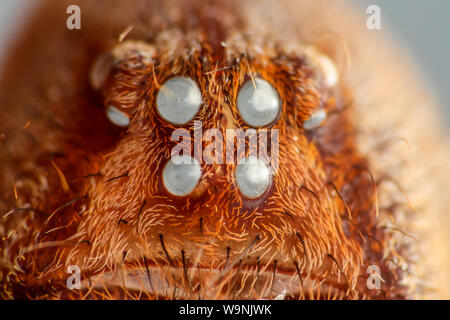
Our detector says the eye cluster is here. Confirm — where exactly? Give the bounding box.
[155,75,278,199]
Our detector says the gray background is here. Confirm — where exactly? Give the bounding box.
[0,0,449,123]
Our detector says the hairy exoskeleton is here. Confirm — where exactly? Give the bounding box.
[1,28,407,299]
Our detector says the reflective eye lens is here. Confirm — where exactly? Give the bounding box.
[235,156,271,199]
[106,106,130,127]
[156,76,202,125]
[303,109,327,130]
[162,155,202,196]
[237,78,280,127]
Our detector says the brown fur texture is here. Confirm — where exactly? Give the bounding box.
[0,0,449,299]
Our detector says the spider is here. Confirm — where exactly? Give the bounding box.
[1,0,449,300]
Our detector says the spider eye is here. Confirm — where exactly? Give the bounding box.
[162,155,202,196]
[303,109,327,130]
[156,76,202,125]
[237,78,280,127]
[106,106,130,127]
[235,156,271,199]
[89,52,113,90]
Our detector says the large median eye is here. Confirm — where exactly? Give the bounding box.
[156,76,202,125]
[235,156,272,199]
[162,155,202,197]
[237,78,280,127]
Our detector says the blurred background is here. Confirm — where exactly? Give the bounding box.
[0,0,449,123]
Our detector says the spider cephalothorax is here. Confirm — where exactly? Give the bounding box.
[3,33,399,300]
[4,0,448,300]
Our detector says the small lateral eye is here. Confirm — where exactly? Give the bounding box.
[235,156,272,199]
[316,54,338,88]
[303,109,327,130]
[156,76,202,125]
[106,106,130,127]
[162,155,202,197]
[237,78,280,127]
[89,52,114,91]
